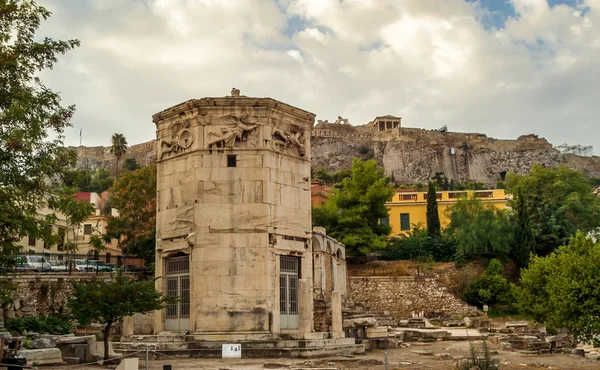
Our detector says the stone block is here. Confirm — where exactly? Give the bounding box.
[55,335,96,345]
[116,358,139,370]
[32,337,54,349]
[20,348,63,365]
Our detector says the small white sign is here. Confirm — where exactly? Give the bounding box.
[222,344,242,359]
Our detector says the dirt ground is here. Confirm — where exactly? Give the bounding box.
[45,340,598,370]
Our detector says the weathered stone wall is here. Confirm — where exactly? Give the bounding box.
[349,276,478,319]
[1,274,113,318]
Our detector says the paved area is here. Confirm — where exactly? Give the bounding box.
[46,340,599,370]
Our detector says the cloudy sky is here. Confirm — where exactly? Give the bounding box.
[38,0,598,153]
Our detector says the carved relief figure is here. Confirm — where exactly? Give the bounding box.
[272,126,307,157]
[207,115,259,150]
[160,119,193,158]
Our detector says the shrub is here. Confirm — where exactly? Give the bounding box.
[382,227,457,262]
[463,259,514,307]
[5,316,71,335]
[456,341,500,370]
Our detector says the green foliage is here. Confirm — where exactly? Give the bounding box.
[312,159,394,255]
[312,167,333,186]
[5,316,71,335]
[106,165,157,266]
[68,273,165,359]
[516,232,600,345]
[510,188,536,268]
[432,172,449,190]
[447,195,513,257]
[61,167,114,193]
[413,182,424,191]
[453,180,487,191]
[0,0,79,299]
[457,341,500,370]
[110,133,128,178]
[589,177,600,188]
[122,157,140,172]
[426,182,441,238]
[464,259,514,307]
[506,165,600,256]
[382,224,457,262]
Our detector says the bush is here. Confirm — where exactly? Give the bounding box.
[5,316,71,335]
[463,259,514,307]
[456,341,500,370]
[382,227,457,262]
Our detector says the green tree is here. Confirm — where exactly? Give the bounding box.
[506,165,600,256]
[110,133,128,178]
[516,232,600,345]
[464,259,514,307]
[312,159,394,256]
[122,157,140,172]
[0,0,79,297]
[432,172,449,191]
[426,182,441,237]
[62,167,113,193]
[68,274,165,360]
[105,165,156,266]
[382,224,456,262]
[510,188,536,268]
[447,195,513,257]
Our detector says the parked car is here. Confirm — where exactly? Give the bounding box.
[71,259,95,272]
[19,256,51,272]
[87,260,113,272]
[122,264,141,272]
[49,261,68,272]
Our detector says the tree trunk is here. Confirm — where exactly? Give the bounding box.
[115,158,119,179]
[103,320,113,360]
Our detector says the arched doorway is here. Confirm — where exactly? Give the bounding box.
[164,253,190,331]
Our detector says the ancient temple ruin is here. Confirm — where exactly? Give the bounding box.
[133,89,361,356]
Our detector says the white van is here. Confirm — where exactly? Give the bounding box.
[20,256,51,271]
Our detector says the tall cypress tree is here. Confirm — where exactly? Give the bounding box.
[426,182,441,237]
[511,188,535,268]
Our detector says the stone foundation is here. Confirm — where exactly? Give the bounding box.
[349,276,478,319]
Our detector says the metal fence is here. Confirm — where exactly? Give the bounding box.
[14,251,146,274]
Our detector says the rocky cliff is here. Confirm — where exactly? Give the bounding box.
[71,124,600,186]
[311,124,600,185]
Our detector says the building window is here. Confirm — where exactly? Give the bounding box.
[227,155,237,168]
[84,224,92,235]
[379,217,389,226]
[400,213,410,231]
[57,227,66,251]
[28,237,36,247]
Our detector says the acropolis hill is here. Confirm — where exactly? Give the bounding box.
[72,117,600,186]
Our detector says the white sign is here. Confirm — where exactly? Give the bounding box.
[222,344,242,359]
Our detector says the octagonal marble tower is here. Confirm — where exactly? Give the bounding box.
[152,90,316,337]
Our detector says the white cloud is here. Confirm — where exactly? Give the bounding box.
[36,0,600,153]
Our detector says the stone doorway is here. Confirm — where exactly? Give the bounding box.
[280,256,299,330]
[164,254,190,331]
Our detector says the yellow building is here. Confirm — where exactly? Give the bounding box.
[385,189,507,236]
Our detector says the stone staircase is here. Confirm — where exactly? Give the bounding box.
[113,332,365,359]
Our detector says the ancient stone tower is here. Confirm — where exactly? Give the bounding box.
[152,90,316,336]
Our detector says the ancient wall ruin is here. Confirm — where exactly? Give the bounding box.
[348,276,478,319]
